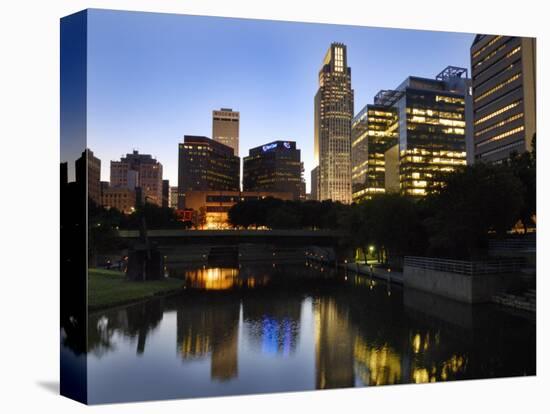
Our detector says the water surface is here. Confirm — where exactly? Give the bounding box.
[83,262,535,404]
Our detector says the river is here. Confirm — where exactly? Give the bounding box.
[82,261,535,404]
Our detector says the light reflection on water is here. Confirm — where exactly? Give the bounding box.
[83,263,535,404]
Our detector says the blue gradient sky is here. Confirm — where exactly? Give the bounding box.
[87,9,474,192]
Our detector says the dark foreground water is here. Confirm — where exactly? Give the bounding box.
[83,262,535,404]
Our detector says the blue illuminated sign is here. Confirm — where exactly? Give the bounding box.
[262,142,291,152]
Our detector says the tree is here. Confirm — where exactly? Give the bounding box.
[424,163,524,258]
[192,206,207,230]
[506,133,536,232]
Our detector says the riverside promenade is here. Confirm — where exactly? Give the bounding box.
[342,262,404,285]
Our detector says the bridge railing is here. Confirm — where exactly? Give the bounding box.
[489,238,536,252]
[404,256,525,276]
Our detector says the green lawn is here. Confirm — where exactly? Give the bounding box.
[88,268,183,310]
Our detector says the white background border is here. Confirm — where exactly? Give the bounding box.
[0,0,546,412]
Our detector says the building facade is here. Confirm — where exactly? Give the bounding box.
[110,150,163,206]
[243,140,305,200]
[101,185,139,215]
[169,186,179,209]
[185,190,293,229]
[75,148,101,205]
[177,135,240,209]
[162,179,170,208]
[351,67,472,200]
[471,35,536,163]
[212,108,240,156]
[351,97,399,202]
[310,166,319,201]
[314,43,354,204]
[392,67,472,197]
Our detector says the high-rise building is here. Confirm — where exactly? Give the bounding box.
[352,67,472,200]
[387,66,472,197]
[351,99,399,202]
[471,35,536,163]
[177,135,240,209]
[110,150,163,206]
[243,140,305,200]
[212,108,240,156]
[169,186,179,209]
[75,148,101,205]
[314,43,354,204]
[162,179,170,208]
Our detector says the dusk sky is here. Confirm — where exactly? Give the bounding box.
[87,9,475,192]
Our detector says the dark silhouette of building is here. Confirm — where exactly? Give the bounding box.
[177,135,240,209]
[162,179,170,208]
[471,35,536,163]
[243,140,305,200]
[75,148,101,205]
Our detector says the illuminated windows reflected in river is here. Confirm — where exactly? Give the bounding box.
[81,263,535,404]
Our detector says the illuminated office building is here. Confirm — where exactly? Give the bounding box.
[212,108,240,156]
[177,135,240,209]
[243,140,305,200]
[185,190,293,229]
[351,97,399,202]
[314,43,354,204]
[471,35,536,163]
[383,66,472,197]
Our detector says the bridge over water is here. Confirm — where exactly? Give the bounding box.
[118,229,346,264]
[118,229,344,246]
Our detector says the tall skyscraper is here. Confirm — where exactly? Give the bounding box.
[314,43,354,204]
[243,140,305,200]
[212,108,240,156]
[471,35,536,163]
[177,135,240,209]
[110,150,163,206]
[75,148,101,205]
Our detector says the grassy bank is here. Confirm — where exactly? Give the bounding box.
[88,268,183,311]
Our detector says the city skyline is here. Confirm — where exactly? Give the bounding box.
[86,9,474,192]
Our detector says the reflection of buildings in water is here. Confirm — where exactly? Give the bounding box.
[314,297,355,389]
[353,337,402,386]
[242,295,302,356]
[183,267,270,290]
[88,299,164,356]
[176,298,240,381]
[407,330,468,383]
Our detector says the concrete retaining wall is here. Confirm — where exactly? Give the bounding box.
[403,266,523,303]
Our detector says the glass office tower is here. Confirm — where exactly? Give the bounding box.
[352,93,399,202]
[351,66,471,199]
[393,67,471,197]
